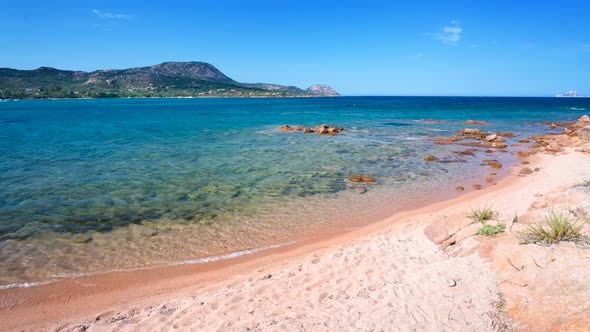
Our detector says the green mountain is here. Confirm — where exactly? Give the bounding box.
[0,62,339,99]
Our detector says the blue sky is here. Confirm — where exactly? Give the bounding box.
[1,0,589,96]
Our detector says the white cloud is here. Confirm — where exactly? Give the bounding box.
[92,9,132,20]
[433,21,462,44]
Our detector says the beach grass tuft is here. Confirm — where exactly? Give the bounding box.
[477,223,506,236]
[524,210,582,244]
[470,205,497,223]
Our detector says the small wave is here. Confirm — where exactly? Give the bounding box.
[178,241,296,265]
[570,107,586,111]
[0,280,51,290]
[0,241,296,290]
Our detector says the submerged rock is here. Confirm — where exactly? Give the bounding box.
[424,154,437,161]
[465,119,488,125]
[355,187,367,194]
[348,175,376,183]
[519,167,534,175]
[517,150,530,158]
[462,128,480,135]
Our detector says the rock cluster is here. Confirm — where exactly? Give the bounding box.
[434,127,513,149]
[526,115,590,154]
[278,124,344,135]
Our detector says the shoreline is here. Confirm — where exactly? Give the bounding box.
[0,146,564,331]
[2,114,590,330]
[0,151,514,289]
[0,133,517,288]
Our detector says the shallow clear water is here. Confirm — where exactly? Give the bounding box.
[0,96,588,285]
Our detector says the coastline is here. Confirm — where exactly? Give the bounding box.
[3,145,590,330]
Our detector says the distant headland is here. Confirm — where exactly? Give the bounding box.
[0,62,339,99]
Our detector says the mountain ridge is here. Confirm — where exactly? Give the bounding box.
[0,62,339,99]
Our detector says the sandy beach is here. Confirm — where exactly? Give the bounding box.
[2,118,590,331]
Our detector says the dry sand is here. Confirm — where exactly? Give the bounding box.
[1,148,590,331]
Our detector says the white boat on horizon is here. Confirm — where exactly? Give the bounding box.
[556,89,590,98]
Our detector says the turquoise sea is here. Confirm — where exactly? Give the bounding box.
[1,97,589,286]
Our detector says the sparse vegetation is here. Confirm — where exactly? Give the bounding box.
[523,211,583,244]
[477,223,506,236]
[470,205,497,223]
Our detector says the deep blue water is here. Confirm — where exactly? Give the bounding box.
[1,96,589,284]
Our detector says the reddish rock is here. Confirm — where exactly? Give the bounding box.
[455,223,481,242]
[456,186,465,191]
[472,184,483,190]
[278,125,293,131]
[315,124,343,135]
[315,125,330,134]
[518,138,531,143]
[348,175,376,183]
[303,128,314,133]
[546,141,562,152]
[517,150,530,158]
[424,154,437,161]
[424,217,470,245]
[579,115,590,122]
[488,161,503,169]
[462,128,480,135]
[293,126,304,131]
[453,150,474,156]
[519,167,534,175]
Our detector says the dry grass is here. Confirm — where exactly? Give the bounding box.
[470,205,497,223]
[523,211,583,244]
